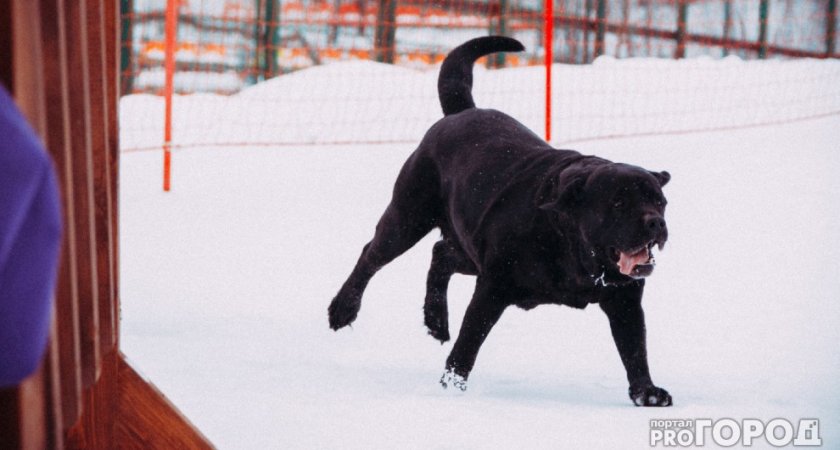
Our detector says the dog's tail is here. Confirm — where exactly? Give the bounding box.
[438,36,525,116]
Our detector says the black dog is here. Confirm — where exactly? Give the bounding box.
[328,36,672,407]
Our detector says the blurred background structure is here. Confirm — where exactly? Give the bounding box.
[117,0,840,169]
[121,0,839,95]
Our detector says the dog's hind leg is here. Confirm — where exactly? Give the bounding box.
[328,155,440,331]
[424,239,475,343]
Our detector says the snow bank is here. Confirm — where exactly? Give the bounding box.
[120,57,840,153]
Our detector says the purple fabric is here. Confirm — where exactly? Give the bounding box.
[0,85,62,387]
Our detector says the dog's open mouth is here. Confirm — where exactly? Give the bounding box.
[610,242,660,278]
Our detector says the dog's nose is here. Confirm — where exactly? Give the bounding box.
[644,214,667,233]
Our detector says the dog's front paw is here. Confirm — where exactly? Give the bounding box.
[424,301,450,343]
[328,294,361,330]
[629,384,672,407]
[440,369,467,392]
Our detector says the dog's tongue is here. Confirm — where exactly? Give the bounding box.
[618,248,649,275]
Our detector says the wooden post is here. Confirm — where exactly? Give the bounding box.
[119,0,133,94]
[9,0,47,132]
[263,0,278,79]
[105,0,121,353]
[39,1,77,443]
[758,0,769,59]
[616,0,631,57]
[357,0,366,36]
[374,0,396,63]
[492,0,509,67]
[675,0,688,59]
[594,0,606,58]
[64,0,98,424]
[722,0,732,56]
[583,0,592,62]
[86,0,116,371]
[328,0,340,45]
[43,318,65,448]
[828,0,837,56]
[253,0,263,81]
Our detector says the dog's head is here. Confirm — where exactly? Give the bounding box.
[539,162,670,283]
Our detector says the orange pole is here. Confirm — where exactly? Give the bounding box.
[163,0,177,192]
[544,0,553,142]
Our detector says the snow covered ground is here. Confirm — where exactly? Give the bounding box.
[120,55,840,151]
[119,58,840,449]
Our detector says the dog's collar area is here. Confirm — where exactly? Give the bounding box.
[584,247,614,287]
[591,271,614,287]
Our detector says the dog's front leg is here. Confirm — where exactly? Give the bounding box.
[599,282,672,407]
[440,278,508,391]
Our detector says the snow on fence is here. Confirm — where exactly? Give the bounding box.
[119,0,840,172]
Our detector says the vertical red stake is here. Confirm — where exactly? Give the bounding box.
[163,0,177,192]
[544,0,553,142]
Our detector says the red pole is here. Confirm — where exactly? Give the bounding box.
[163,0,177,192]
[544,0,553,142]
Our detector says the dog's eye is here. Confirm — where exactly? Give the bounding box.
[613,200,624,209]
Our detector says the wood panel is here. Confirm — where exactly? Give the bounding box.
[65,351,119,448]
[86,0,117,357]
[43,315,66,450]
[10,0,47,134]
[16,365,48,449]
[105,0,121,348]
[4,2,213,447]
[64,0,102,393]
[42,0,85,431]
[115,356,214,449]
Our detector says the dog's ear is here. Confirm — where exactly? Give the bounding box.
[537,171,587,211]
[651,170,671,187]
